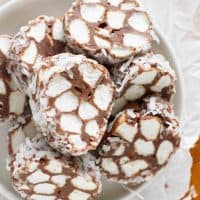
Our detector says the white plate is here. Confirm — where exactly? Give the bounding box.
[0,0,185,199]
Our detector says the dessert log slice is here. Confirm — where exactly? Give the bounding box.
[111,53,177,115]
[98,96,180,186]
[9,15,66,92]
[30,53,115,156]
[0,35,27,122]
[64,0,153,66]
[8,118,102,200]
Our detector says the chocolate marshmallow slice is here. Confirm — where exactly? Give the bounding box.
[9,15,66,91]
[111,53,177,115]
[98,96,180,186]
[30,53,115,156]
[8,119,102,200]
[64,0,153,65]
[0,35,28,122]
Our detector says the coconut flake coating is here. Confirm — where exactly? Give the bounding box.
[8,119,101,200]
[29,53,115,156]
[98,96,180,186]
[9,15,66,91]
[111,53,177,115]
[0,35,28,122]
[64,0,153,65]
[8,115,34,158]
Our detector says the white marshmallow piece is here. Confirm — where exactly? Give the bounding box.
[116,122,138,142]
[79,63,102,87]
[95,28,110,37]
[121,160,148,177]
[46,74,72,97]
[52,19,65,42]
[60,114,82,134]
[69,190,90,200]
[131,70,157,85]
[140,117,161,140]
[123,33,148,48]
[51,175,68,187]
[28,162,39,173]
[71,176,97,190]
[128,12,150,32]
[81,4,105,23]
[68,135,87,150]
[55,91,79,112]
[27,170,50,184]
[34,183,56,195]
[85,120,100,137]
[21,40,38,65]
[69,19,90,44]
[124,85,145,101]
[94,35,111,49]
[102,158,119,175]
[79,101,98,120]
[157,140,174,165]
[119,156,129,165]
[135,139,155,156]
[107,11,126,29]
[27,22,46,43]
[94,84,113,110]
[110,45,132,58]
[151,75,172,92]
[45,160,63,174]
[113,144,125,156]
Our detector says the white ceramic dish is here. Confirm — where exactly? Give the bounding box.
[0,0,185,199]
